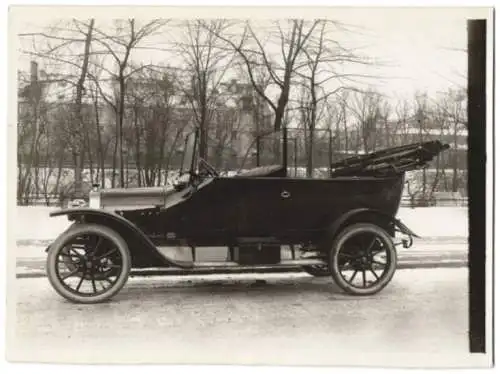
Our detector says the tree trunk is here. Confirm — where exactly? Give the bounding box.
[306,74,317,178]
[164,128,182,173]
[430,153,441,194]
[157,126,167,187]
[93,90,105,188]
[362,121,369,154]
[306,127,314,178]
[125,151,129,187]
[85,128,94,184]
[118,73,126,187]
[272,61,295,132]
[384,117,390,147]
[199,103,208,160]
[73,19,94,199]
[54,151,64,199]
[19,88,41,204]
[111,112,118,188]
[452,121,459,192]
[33,131,42,200]
[133,104,142,187]
[343,105,348,153]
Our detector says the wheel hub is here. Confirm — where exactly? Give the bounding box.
[349,251,373,271]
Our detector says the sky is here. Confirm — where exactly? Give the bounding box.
[11,6,492,103]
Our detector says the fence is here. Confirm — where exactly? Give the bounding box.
[199,127,335,175]
[399,196,468,208]
[252,127,334,177]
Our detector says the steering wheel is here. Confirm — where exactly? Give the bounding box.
[199,158,219,178]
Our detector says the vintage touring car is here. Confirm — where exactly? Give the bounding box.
[45,128,449,303]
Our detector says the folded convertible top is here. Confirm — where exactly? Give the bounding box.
[330,141,450,177]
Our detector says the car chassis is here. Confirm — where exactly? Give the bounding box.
[45,128,449,303]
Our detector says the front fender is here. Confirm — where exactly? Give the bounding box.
[48,208,193,268]
[50,207,123,219]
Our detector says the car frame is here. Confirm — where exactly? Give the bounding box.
[44,128,449,303]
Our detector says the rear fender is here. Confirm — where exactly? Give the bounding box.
[326,208,420,243]
[48,208,192,268]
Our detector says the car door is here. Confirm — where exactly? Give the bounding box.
[230,177,282,237]
[275,178,342,235]
[179,178,239,239]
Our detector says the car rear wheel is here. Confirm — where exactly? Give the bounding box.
[46,224,131,304]
[329,223,397,296]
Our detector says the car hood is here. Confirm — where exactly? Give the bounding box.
[91,185,179,210]
[91,178,218,211]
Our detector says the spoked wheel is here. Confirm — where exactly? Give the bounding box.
[329,223,397,296]
[46,224,131,304]
[302,264,330,277]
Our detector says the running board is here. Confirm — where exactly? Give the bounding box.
[190,259,326,268]
[131,259,326,274]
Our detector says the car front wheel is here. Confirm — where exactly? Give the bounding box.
[46,223,131,304]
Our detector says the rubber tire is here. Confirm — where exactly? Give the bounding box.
[302,265,330,277]
[329,223,397,296]
[46,223,131,304]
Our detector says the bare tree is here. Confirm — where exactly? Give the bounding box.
[293,20,373,176]
[434,88,467,192]
[72,19,94,198]
[125,67,189,187]
[394,99,411,145]
[378,101,392,148]
[338,90,351,154]
[17,66,45,203]
[323,97,343,158]
[348,90,383,153]
[19,19,98,199]
[90,19,169,187]
[211,20,323,132]
[295,21,329,177]
[414,92,430,199]
[87,73,106,188]
[427,96,450,196]
[45,103,76,203]
[209,106,243,171]
[172,20,236,160]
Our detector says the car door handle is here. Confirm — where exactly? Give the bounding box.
[281,190,291,198]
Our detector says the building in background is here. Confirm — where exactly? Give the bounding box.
[18,61,275,171]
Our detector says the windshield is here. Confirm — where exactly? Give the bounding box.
[180,130,198,176]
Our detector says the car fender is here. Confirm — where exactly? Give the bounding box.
[326,208,420,241]
[48,208,193,268]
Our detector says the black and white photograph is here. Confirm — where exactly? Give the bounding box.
[5,4,494,369]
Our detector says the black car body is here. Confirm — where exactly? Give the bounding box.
[45,128,449,303]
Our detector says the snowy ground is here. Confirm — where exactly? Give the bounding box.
[10,268,489,367]
[396,207,468,238]
[14,205,468,242]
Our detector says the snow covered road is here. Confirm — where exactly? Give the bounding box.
[8,268,487,367]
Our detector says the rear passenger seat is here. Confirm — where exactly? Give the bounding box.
[234,165,286,178]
